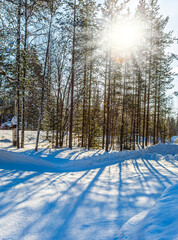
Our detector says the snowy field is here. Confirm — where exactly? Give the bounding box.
[0,131,178,240]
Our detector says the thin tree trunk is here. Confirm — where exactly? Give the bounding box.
[156,75,161,144]
[145,61,151,147]
[56,72,61,147]
[132,109,136,150]
[153,66,158,145]
[59,101,64,147]
[120,60,127,151]
[130,79,135,150]
[82,57,87,147]
[69,0,76,149]
[16,0,21,149]
[102,60,107,149]
[145,6,153,147]
[111,75,116,149]
[88,61,92,150]
[142,76,147,149]
[35,9,53,151]
[1,99,4,125]
[52,107,55,148]
[21,0,27,148]
[106,51,111,152]
[137,71,141,145]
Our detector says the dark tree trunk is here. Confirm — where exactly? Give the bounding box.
[16,0,21,149]
[120,60,127,151]
[35,9,53,151]
[88,61,92,150]
[21,0,27,148]
[145,65,151,147]
[102,60,107,149]
[56,72,61,147]
[106,52,111,152]
[82,57,87,147]
[142,77,147,149]
[153,67,158,145]
[69,0,76,149]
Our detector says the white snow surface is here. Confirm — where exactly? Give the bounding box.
[0,131,178,240]
[171,135,178,143]
[118,184,178,240]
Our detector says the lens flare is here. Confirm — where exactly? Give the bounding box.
[110,21,141,51]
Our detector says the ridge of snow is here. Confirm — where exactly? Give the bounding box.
[0,142,177,172]
[0,150,59,172]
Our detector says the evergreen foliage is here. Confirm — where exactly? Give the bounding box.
[0,0,176,150]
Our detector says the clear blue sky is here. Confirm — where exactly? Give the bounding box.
[159,0,178,113]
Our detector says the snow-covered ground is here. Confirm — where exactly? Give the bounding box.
[171,135,178,143]
[0,131,178,240]
[118,184,178,240]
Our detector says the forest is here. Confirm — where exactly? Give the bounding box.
[0,0,178,151]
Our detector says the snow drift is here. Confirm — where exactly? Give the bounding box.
[118,183,178,240]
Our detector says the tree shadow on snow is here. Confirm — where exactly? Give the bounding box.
[0,145,178,240]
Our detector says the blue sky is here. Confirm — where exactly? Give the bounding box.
[157,0,178,112]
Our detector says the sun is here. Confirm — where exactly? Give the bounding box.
[110,21,140,52]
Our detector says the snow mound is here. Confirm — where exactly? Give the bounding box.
[147,143,178,156]
[0,143,177,172]
[171,136,178,143]
[118,183,178,240]
[0,150,58,172]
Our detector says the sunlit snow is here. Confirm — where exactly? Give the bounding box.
[0,131,177,240]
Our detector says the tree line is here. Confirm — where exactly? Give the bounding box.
[0,0,177,151]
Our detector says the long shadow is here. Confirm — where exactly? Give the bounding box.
[146,159,172,184]
[118,162,122,196]
[113,156,172,240]
[151,159,178,177]
[115,162,126,231]
[132,159,149,184]
[17,171,89,209]
[140,158,167,188]
[0,171,42,218]
[164,157,178,168]
[0,169,17,178]
[0,171,38,192]
[56,170,90,199]
[131,159,147,189]
[51,167,105,239]
[0,168,70,239]
[18,170,93,239]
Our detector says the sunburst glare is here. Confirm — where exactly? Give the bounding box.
[110,21,141,52]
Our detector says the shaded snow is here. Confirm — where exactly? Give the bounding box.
[0,131,178,240]
[171,136,178,143]
[118,183,178,240]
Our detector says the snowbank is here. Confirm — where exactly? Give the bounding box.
[0,150,58,172]
[17,143,178,171]
[147,143,178,155]
[171,136,178,143]
[118,183,178,240]
[0,130,177,172]
[0,145,178,173]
